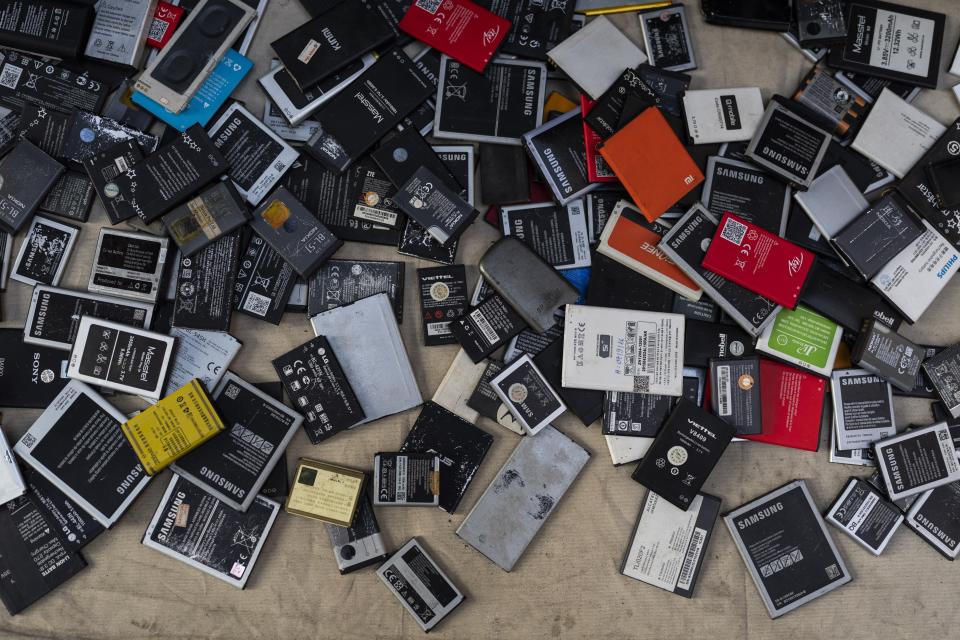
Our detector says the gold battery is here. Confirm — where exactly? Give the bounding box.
[121,379,225,475]
[285,458,366,527]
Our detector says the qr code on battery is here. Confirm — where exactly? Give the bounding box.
[633,375,650,393]
[20,433,36,448]
[149,19,169,43]
[0,64,22,89]
[825,564,840,579]
[242,291,272,317]
[720,217,747,245]
[415,0,442,13]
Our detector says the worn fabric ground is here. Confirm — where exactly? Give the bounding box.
[2,1,959,638]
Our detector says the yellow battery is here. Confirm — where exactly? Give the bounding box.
[285,458,366,527]
[121,379,225,475]
[577,1,671,15]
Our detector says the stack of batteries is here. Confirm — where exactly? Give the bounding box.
[0,0,958,629]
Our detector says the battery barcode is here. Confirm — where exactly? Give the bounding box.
[624,322,637,375]
[720,217,747,245]
[427,321,451,336]
[717,365,731,417]
[470,309,499,346]
[639,328,657,375]
[677,528,706,591]
[396,455,407,503]
[115,156,130,174]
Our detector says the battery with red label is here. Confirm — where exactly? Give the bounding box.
[702,212,814,309]
[399,0,510,73]
[147,1,185,49]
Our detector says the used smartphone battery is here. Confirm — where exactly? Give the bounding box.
[306,48,433,172]
[724,480,851,618]
[0,0,93,59]
[159,327,240,399]
[396,166,479,246]
[67,316,176,400]
[631,398,735,510]
[142,474,280,588]
[172,230,240,332]
[478,235,579,334]
[272,335,365,444]
[827,0,945,90]
[121,379,226,475]
[523,108,597,205]
[208,103,298,205]
[171,371,302,512]
[82,139,143,225]
[400,401,494,513]
[831,369,896,451]
[308,293,422,425]
[0,139,64,234]
[658,204,780,337]
[307,259,404,321]
[9,216,79,288]
[286,458,366,526]
[417,265,468,346]
[14,380,150,528]
[373,452,440,507]
[490,354,566,436]
[709,356,761,435]
[638,4,696,72]
[325,488,388,573]
[905,481,960,560]
[24,285,154,352]
[107,125,229,223]
[451,293,527,363]
[371,127,461,193]
[456,426,589,571]
[249,186,342,277]
[134,0,256,114]
[921,345,960,419]
[0,494,86,615]
[376,538,465,632]
[621,490,720,597]
[233,233,297,325]
[270,0,393,90]
[257,54,376,127]
[88,229,168,304]
[162,181,249,257]
[433,56,547,146]
[500,201,590,270]
[825,476,903,556]
[37,171,95,223]
[874,423,960,502]
[0,329,69,408]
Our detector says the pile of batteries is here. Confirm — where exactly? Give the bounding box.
[0,0,959,628]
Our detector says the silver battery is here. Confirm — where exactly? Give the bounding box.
[257,53,376,126]
[84,0,159,68]
[134,0,256,114]
[456,425,589,571]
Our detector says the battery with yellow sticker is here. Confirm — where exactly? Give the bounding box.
[260,199,291,229]
[120,378,226,475]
